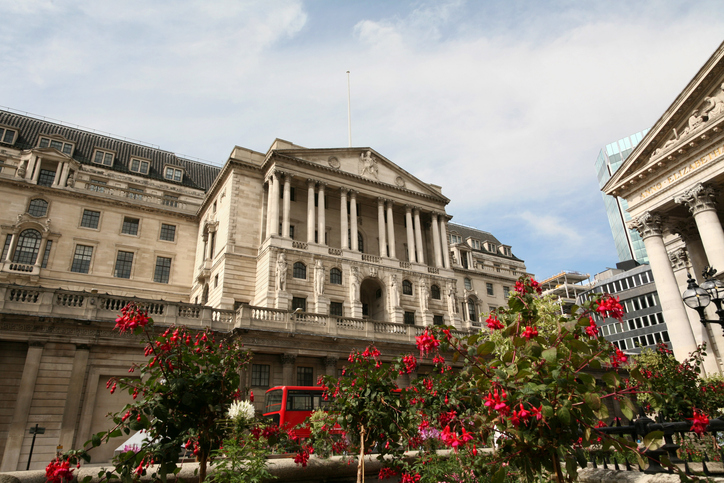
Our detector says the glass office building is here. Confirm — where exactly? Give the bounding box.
[595,130,650,264]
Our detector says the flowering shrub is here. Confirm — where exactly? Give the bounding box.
[45,457,75,483]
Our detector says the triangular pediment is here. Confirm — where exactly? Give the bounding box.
[272,147,449,202]
[605,41,724,196]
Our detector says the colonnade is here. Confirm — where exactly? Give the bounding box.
[22,155,73,187]
[264,170,452,269]
[630,183,724,374]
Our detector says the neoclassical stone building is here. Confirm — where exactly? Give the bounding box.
[0,109,527,470]
[604,40,724,376]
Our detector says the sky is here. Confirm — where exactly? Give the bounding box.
[1,0,724,280]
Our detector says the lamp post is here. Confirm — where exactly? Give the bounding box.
[682,267,724,334]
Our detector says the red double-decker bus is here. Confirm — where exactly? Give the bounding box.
[263,386,331,438]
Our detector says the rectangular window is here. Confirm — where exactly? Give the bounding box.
[503,286,510,298]
[80,209,100,229]
[122,217,140,235]
[114,251,134,278]
[130,158,150,174]
[164,166,183,182]
[450,234,462,244]
[251,364,270,387]
[154,256,172,283]
[433,315,444,326]
[39,137,73,155]
[297,367,314,386]
[162,195,179,207]
[486,283,494,296]
[0,127,17,144]
[70,245,93,274]
[92,149,114,166]
[126,186,144,200]
[37,169,56,187]
[404,311,415,325]
[330,302,343,316]
[160,223,176,241]
[41,240,52,268]
[292,297,306,312]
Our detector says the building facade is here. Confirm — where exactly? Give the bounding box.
[0,109,528,470]
[595,130,650,264]
[603,40,724,376]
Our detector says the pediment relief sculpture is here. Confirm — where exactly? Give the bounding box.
[359,150,379,180]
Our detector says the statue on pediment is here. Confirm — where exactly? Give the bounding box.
[681,109,704,137]
[702,83,724,120]
[360,151,379,180]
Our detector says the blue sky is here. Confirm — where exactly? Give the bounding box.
[1,0,724,279]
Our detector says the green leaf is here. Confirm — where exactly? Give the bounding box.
[109,429,122,439]
[542,404,554,418]
[584,393,601,410]
[91,434,101,448]
[643,430,664,451]
[491,467,506,483]
[601,371,619,387]
[477,341,495,356]
[513,336,526,347]
[621,403,633,421]
[542,348,557,364]
[557,406,571,425]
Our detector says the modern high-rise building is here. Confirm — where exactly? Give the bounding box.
[595,130,650,264]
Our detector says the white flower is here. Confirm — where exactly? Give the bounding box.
[227,400,255,422]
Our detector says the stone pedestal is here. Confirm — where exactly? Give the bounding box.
[314,295,329,315]
[420,311,433,327]
[275,290,291,311]
[347,301,363,319]
[390,306,404,325]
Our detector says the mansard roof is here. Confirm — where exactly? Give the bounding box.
[0,110,221,191]
[448,222,523,262]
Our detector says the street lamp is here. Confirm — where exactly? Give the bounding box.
[682,267,724,334]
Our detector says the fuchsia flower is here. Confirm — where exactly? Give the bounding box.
[378,467,398,480]
[486,314,505,330]
[610,348,628,368]
[595,294,625,321]
[400,472,421,483]
[114,303,150,333]
[688,409,709,436]
[45,458,74,483]
[484,389,510,416]
[416,329,440,357]
[441,425,474,450]
[585,317,599,338]
[400,355,417,374]
[522,326,538,340]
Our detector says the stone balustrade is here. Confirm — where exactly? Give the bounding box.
[80,182,199,214]
[0,284,469,344]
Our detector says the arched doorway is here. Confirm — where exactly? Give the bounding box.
[360,278,385,321]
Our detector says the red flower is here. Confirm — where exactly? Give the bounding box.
[486,314,505,330]
[484,389,509,416]
[522,326,538,340]
[595,295,624,321]
[585,317,599,338]
[249,390,254,402]
[610,348,628,368]
[415,329,440,357]
[378,467,397,480]
[400,472,421,483]
[45,458,74,483]
[114,303,150,333]
[400,355,417,374]
[688,409,709,436]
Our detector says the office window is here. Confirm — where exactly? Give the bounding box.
[160,223,176,242]
[37,169,55,187]
[114,251,134,278]
[433,315,444,326]
[464,278,472,290]
[292,297,306,312]
[92,149,114,166]
[80,209,100,229]
[467,298,477,322]
[297,367,314,386]
[293,262,306,279]
[431,285,441,300]
[402,280,413,295]
[38,137,73,155]
[164,166,183,182]
[251,364,270,387]
[404,311,415,325]
[70,245,93,273]
[13,229,41,264]
[0,127,17,144]
[330,302,343,316]
[122,217,140,235]
[450,234,462,244]
[503,286,510,298]
[486,283,494,296]
[27,199,48,217]
[330,268,342,284]
[130,158,150,174]
[154,256,172,283]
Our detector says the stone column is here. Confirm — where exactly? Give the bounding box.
[59,163,71,187]
[669,249,721,375]
[32,159,41,183]
[414,209,424,265]
[630,212,698,364]
[674,220,709,281]
[282,173,292,238]
[270,172,281,237]
[377,198,387,257]
[1,342,44,472]
[280,354,297,386]
[386,200,396,259]
[3,232,17,263]
[25,156,37,181]
[323,357,338,376]
[53,162,64,186]
[350,191,359,251]
[317,183,326,245]
[34,236,49,267]
[264,177,273,239]
[431,212,443,268]
[307,180,316,243]
[340,188,349,249]
[59,345,90,453]
[405,206,416,262]
[440,215,451,268]
[675,183,724,274]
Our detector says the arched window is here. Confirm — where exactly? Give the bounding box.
[27,199,48,217]
[293,262,307,279]
[402,279,413,295]
[467,298,477,322]
[431,284,441,300]
[330,267,342,284]
[464,278,472,290]
[13,229,42,264]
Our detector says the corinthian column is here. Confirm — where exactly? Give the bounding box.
[265,176,274,239]
[386,200,396,259]
[269,171,281,237]
[378,198,387,257]
[307,180,316,243]
[675,183,724,273]
[629,212,698,364]
[440,215,451,268]
[340,188,349,249]
[431,212,442,267]
[414,208,424,264]
[405,205,416,262]
[350,191,359,251]
[317,183,326,245]
[282,173,292,238]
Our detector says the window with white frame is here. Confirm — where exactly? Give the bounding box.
[38,136,74,155]
[130,158,150,174]
[154,256,172,283]
[471,239,481,250]
[114,251,134,278]
[92,149,114,166]
[70,245,93,273]
[450,234,462,244]
[0,126,17,145]
[164,166,183,182]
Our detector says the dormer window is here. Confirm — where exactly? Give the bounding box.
[92,149,114,166]
[38,136,74,156]
[487,243,497,253]
[0,126,17,145]
[164,166,183,182]
[130,158,150,175]
[450,234,462,244]
[471,239,481,250]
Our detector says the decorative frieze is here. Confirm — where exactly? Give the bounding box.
[668,248,689,271]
